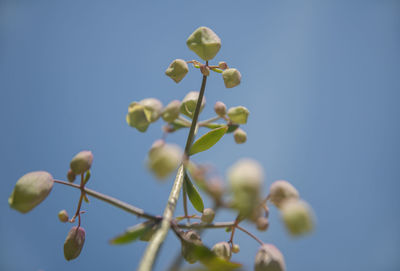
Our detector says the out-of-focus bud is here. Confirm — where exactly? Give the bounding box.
[228,159,264,219]
[141,98,163,123]
[165,59,189,83]
[269,180,299,209]
[186,26,221,61]
[181,230,203,264]
[256,217,269,231]
[232,244,240,254]
[254,244,286,271]
[70,151,93,175]
[206,178,224,203]
[180,91,206,118]
[67,169,76,183]
[201,208,215,223]
[200,64,210,76]
[58,209,69,223]
[162,100,181,123]
[222,68,241,88]
[64,226,86,261]
[8,171,54,214]
[227,106,249,124]
[147,141,182,180]
[281,199,314,236]
[126,98,163,132]
[218,61,228,70]
[212,241,232,261]
[233,128,247,144]
[214,101,227,117]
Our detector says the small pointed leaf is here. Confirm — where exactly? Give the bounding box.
[184,173,204,212]
[189,126,228,156]
[110,221,155,245]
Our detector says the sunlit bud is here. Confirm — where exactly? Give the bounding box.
[212,241,232,261]
[8,171,54,214]
[256,217,269,231]
[180,91,206,118]
[222,68,241,88]
[218,61,228,70]
[233,128,247,144]
[227,106,249,124]
[269,180,299,209]
[186,26,221,61]
[126,98,163,132]
[181,230,203,264]
[200,65,210,76]
[64,226,86,261]
[162,100,181,123]
[232,244,240,254]
[70,151,93,175]
[214,101,227,117]
[165,59,189,83]
[140,98,163,123]
[147,142,182,179]
[58,209,69,223]
[281,199,314,236]
[201,208,215,223]
[254,244,286,271]
[67,169,76,183]
[228,159,264,219]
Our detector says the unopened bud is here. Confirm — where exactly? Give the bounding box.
[64,226,86,261]
[232,244,240,254]
[67,169,76,183]
[186,26,221,61]
[214,101,227,117]
[165,59,189,83]
[269,180,299,209]
[233,128,247,144]
[126,98,163,132]
[147,142,182,179]
[180,91,206,118]
[200,65,210,76]
[218,61,228,70]
[181,230,202,264]
[201,208,215,223]
[206,178,224,202]
[58,209,69,223]
[162,100,181,123]
[281,199,314,236]
[254,244,286,271]
[222,68,241,88]
[140,98,163,123]
[212,241,232,261]
[70,151,93,175]
[256,217,269,231]
[227,106,249,124]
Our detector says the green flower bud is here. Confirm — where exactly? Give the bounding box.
[165,59,189,83]
[200,65,210,76]
[227,106,249,124]
[70,150,93,175]
[232,244,240,254]
[269,180,299,209]
[162,100,181,123]
[256,217,269,231]
[201,208,215,223]
[181,230,203,264]
[212,241,232,261]
[281,199,314,236]
[9,171,54,213]
[186,26,221,61]
[214,101,227,117]
[58,209,69,223]
[254,244,286,271]
[140,98,163,123]
[228,159,264,219]
[218,61,228,70]
[180,91,206,118]
[147,141,182,179]
[126,98,163,132]
[233,128,247,144]
[67,169,76,183]
[222,68,241,88]
[64,226,86,261]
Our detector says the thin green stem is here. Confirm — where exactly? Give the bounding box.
[198,116,221,126]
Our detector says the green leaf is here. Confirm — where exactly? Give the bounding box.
[184,173,204,212]
[189,126,228,156]
[83,170,91,185]
[203,123,224,129]
[227,124,239,133]
[109,221,155,245]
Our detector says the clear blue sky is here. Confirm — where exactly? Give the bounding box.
[1,1,399,270]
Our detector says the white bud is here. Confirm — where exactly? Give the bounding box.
[162,100,181,123]
[269,180,299,209]
[281,199,314,236]
[214,101,227,117]
[234,128,247,144]
[254,244,286,271]
[212,241,232,261]
[147,142,182,179]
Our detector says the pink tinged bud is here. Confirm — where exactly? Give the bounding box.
[222,68,241,88]
[165,59,189,83]
[218,61,228,70]
[212,241,232,261]
[281,199,314,236]
[180,91,206,118]
[58,209,69,223]
[233,128,247,144]
[214,101,227,117]
[147,142,182,179]
[70,151,93,175]
[8,171,54,213]
[254,244,286,271]
[162,100,181,123]
[201,208,215,223]
[256,217,269,231]
[64,226,86,261]
[67,169,76,183]
[227,106,249,124]
[186,26,221,61]
[269,180,299,209]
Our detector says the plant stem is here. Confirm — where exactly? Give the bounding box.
[138,73,208,271]
[236,225,264,246]
[198,116,221,126]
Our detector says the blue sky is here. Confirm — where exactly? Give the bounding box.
[1,1,399,270]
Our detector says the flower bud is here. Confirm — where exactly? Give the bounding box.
[222,68,241,88]
[232,244,240,254]
[201,208,215,223]
[126,98,163,132]
[70,150,93,175]
[281,199,314,236]
[181,230,203,264]
[227,106,249,124]
[67,169,76,183]
[212,241,232,261]
[8,171,54,213]
[165,59,189,83]
[214,101,227,117]
[58,209,69,223]
[206,178,224,203]
[218,61,228,70]
[180,91,206,118]
[186,26,221,61]
[228,159,264,219]
[254,244,286,271]
[233,128,247,144]
[162,100,181,123]
[147,142,182,179]
[269,180,299,209]
[64,226,86,261]
[140,98,163,123]
[256,217,269,231]
[200,65,210,76]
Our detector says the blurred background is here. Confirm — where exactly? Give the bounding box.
[1,0,399,270]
